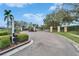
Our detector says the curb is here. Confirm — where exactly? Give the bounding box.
[54,33,79,52]
[0,39,33,56]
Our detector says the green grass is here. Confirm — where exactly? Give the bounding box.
[69,31,79,35]
[57,32,79,43]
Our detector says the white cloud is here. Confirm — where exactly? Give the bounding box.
[5,3,31,8]
[49,6,56,11]
[49,3,63,11]
[49,4,57,11]
[23,13,45,25]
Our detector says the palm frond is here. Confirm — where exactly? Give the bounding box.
[4,16,7,21]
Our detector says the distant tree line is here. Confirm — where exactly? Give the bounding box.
[43,3,79,32]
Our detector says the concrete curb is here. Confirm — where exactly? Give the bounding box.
[54,33,79,52]
[0,40,33,56]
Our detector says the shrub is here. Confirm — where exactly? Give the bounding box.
[15,28,21,33]
[0,35,10,49]
[0,31,10,36]
[17,33,29,42]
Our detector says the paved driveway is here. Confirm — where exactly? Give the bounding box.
[12,31,79,56]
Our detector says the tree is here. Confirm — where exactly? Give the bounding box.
[4,10,14,28]
[14,21,27,31]
[69,4,79,21]
[14,21,21,28]
[4,9,15,44]
[44,4,77,32]
[20,21,27,31]
[40,25,46,30]
[44,14,59,30]
[33,24,39,28]
[60,4,79,32]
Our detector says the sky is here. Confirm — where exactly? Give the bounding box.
[0,3,57,27]
[0,3,78,27]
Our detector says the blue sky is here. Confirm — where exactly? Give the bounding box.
[0,3,57,27]
[0,3,78,27]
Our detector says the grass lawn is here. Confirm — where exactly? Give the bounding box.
[57,32,79,44]
[69,31,79,35]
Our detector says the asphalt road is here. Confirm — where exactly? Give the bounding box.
[12,31,79,56]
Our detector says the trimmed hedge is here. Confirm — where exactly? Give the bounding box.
[0,35,10,49]
[0,33,29,49]
[17,33,29,42]
[0,31,10,36]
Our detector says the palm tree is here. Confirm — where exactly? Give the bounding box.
[4,10,14,28]
[4,9,15,44]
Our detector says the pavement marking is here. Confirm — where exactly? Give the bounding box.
[1,40,33,56]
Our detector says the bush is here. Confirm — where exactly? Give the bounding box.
[17,33,29,42]
[15,28,21,33]
[0,31,10,36]
[0,35,10,49]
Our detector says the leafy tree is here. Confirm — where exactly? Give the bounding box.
[43,3,77,32]
[33,24,39,28]
[44,14,59,29]
[14,21,27,31]
[55,9,75,26]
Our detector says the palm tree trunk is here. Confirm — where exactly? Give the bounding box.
[7,18,12,34]
[12,19,15,44]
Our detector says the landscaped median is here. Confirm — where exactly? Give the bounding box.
[0,33,32,55]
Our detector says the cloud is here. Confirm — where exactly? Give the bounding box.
[49,4,57,11]
[5,3,31,8]
[49,3,63,11]
[49,5,56,11]
[23,13,45,25]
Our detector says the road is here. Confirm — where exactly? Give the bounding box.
[12,31,79,56]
